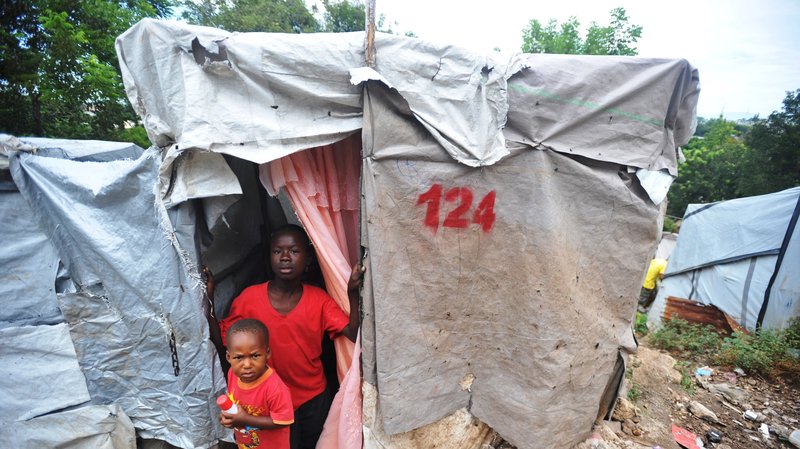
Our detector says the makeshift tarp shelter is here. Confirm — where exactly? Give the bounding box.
[1,17,698,449]
[114,19,698,449]
[647,187,800,332]
[0,136,168,448]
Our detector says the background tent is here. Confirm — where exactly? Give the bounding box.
[647,186,800,331]
[0,135,227,448]
[0,136,145,448]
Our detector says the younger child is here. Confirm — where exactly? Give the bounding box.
[222,319,294,449]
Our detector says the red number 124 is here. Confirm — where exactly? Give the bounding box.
[416,184,496,233]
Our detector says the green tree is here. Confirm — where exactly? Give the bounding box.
[0,0,170,147]
[181,0,410,35]
[667,118,748,216]
[322,0,363,32]
[521,7,642,55]
[739,89,800,197]
[180,0,320,33]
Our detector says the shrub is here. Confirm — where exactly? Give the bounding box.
[785,317,800,350]
[648,318,721,355]
[634,312,649,335]
[625,363,642,401]
[649,317,800,377]
[717,329,790,373]
[663,216,678,233]
[675,360,696,395]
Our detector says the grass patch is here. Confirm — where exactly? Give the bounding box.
[625,362,642,401]
[675,361,696,395]
[627,379,642,401]
[634,312,649,335]
[650,317,800,377]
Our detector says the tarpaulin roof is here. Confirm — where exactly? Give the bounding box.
[116,19,696,176]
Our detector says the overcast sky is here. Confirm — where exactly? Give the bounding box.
[375,0,800,119]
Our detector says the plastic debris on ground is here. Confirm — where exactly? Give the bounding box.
[672,424,702,449]
[695,366,713,377]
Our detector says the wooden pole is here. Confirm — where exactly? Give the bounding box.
[365,0,376,68]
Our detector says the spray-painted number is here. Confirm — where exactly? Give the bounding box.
[416,184,496,233]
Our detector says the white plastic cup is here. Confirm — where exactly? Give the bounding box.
[788,429,800,448]
[217,394,239,414]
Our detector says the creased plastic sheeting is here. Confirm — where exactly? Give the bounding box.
[116,19,524,170]
[505,54,699,176]
[9,150,226,448]
[361,85,657,448]
[0,323,91,422]
[0,403,136,449]
[161,150,242,207]
[17,137,143,162]
[636,169,674,205]
[116,19,364,162]
[368,37,528,167]
[0,191,61,329]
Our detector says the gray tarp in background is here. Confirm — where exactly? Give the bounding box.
[1,136,140,448]
[0,323,91,421]
[18,137,144,162]
[8,148,226,448]
[0,403,136,449]
[648,187,800,331]
[114,19,699,448]
[0,190,61,328]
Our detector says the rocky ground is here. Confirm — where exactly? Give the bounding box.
[570,340,800,449]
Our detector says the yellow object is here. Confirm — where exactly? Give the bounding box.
[643,258,667,289]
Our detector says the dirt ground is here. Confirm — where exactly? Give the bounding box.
[569,338,800,449]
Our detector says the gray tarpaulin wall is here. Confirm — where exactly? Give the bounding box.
[647,187,800,332]
[113,19,699,449]
[0,136,226,448]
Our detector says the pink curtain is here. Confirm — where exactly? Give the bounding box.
[262,133,362,449]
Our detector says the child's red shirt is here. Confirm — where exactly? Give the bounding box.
[227,367,294,449]
[220,283,349,409]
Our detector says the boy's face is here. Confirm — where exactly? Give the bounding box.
[226,331,271,383]
[270,231,311,282]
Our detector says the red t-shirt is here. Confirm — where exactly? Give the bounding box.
[220,283,349,409]
[227,367,294,449]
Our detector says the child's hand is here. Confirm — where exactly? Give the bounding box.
[347,262,366,292]
[219,409,246,428]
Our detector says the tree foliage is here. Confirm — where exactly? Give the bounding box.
[181,0,405,34]
[667,118,747,216]
[521,7,642,55]
[668,91,800,216]
[179,0,319,33]
[740,90,800,197]
[322,0,363,33]
[0,0,171,147]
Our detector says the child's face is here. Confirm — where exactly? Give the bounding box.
[226,331,271,383]
[270,231,311,282]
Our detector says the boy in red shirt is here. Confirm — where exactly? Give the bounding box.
[222,319,294,449]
